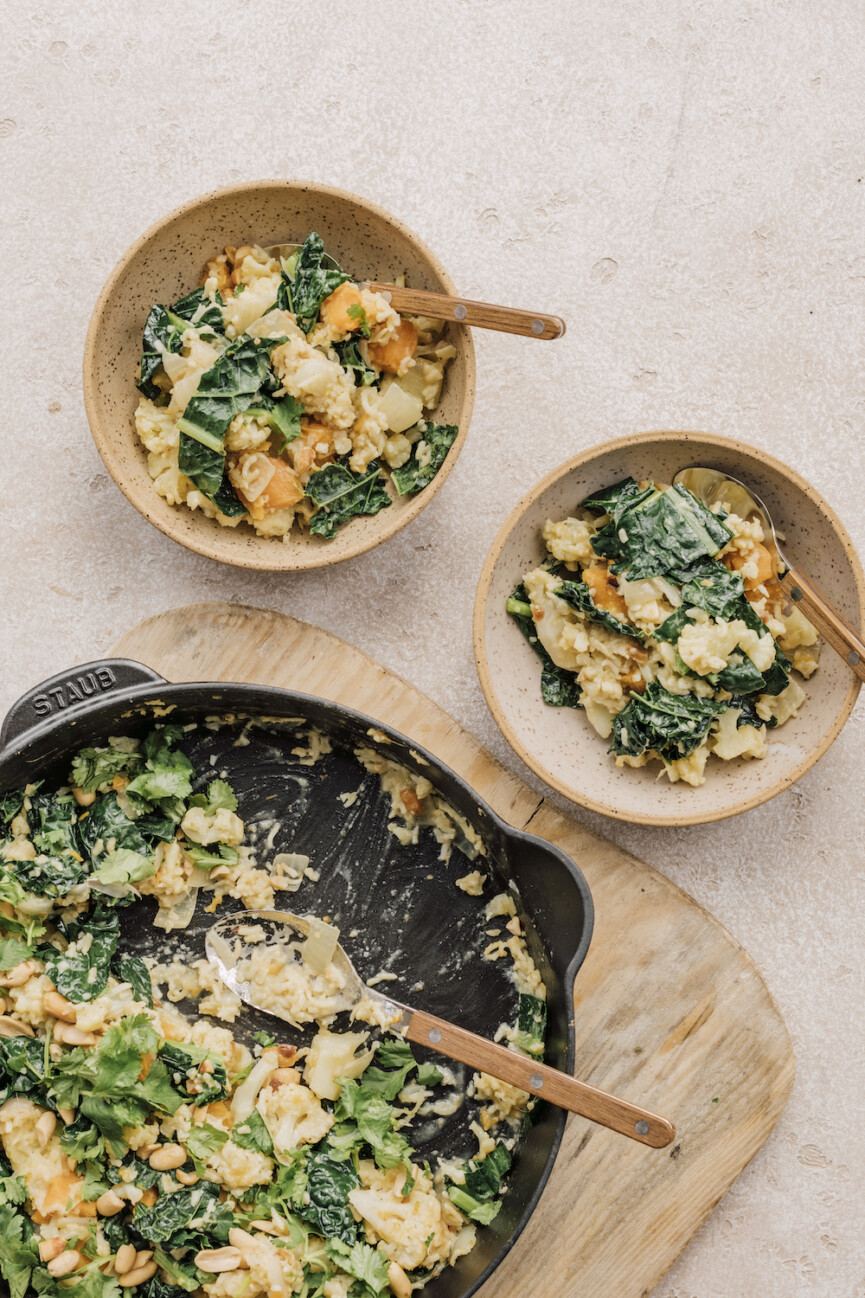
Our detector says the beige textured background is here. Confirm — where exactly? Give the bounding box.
[1,2,864,1294]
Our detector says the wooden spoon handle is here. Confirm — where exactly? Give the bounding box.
[779,567,865,682]
[364,283,566,340]
[405,1008,674,1148]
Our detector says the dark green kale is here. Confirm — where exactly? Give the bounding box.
[300,1152,361,1245]
[556,578,644,642]
[506,585,582,709]
[28,792,80,857]
[390,424,459,496]
[284,232,350,333]
[0,793,23,825]
[514,993,547,1057]
[307,461,392,539]
[0,1035,52,1107]
[138,306,186,400]
[111,955,154,1007]
[446,1143,511,1225]
[133,1178,232,1247]
[588,482,733,580]
[41,903,119,1002]
[334,337,377,387]
[242,394,304,452]
[169,288,226,335]
[609,681,727,764]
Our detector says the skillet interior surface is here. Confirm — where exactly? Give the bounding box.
[0,677,593,1298]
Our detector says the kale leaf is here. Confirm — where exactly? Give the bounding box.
[78,795,151,864]
[514,993,547,1056]
[170,288,226,335]
[556,578,643,641]
[609,681,726,763]
[390,424,459,496]
[446,1143,511,1225]
[176,337,279,455]
[334,337,377,387]
[588,483,733,580]
[0,793,23,825]
[42,903,119,1002]
[506,585,582,709]
[307,461,392,539]
[285,233,350,333]
[0,1035,52,1107]
[138,306,185,400]
[243,394,304,452]
[134,1178,232,1247]
[5,852,90,900]
[112,955,154,1007]
[300,1152,361,1246]
[28,792,80,857]
[160,1042,228,1107]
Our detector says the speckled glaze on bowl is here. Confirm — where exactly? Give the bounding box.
[83,181,476,571]
[474,431,865,826]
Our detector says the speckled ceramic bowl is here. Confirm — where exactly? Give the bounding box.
[83,181,475,571]
[474,431,865,825]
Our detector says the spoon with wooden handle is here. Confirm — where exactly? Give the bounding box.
[675,466,865,681]
[266,244,565,340]
[207,910,675,1149]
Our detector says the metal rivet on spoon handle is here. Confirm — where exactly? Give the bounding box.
[206,910,675,1150]
[674,467,865,684]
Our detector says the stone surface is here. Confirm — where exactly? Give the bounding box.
[1,2,863,1293]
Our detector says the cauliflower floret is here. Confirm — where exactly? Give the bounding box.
[542,517,596,566]
[382,432,411,469]
[181,807,245,847]
[664,742,711,786]
[677,614,775,676]
[271,336,356,429]
[149,446,191,506]
[303,1029,375,1101]
[455,871,485,896]
[7,973,53,1028]
[256,1080,334,1154]
[223,275,280,338]
[203,1139,274,1191]
[349,387,390,472]
[710,708,768,761]
[349,1165,457,1270]
[135,399,179,454]
[756,678,806,725]
[776,605,819,653]
[225,414,271,453]
[189,1019,252,1077]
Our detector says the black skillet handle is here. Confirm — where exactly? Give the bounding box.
[0,659,167,752]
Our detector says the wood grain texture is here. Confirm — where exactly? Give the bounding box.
[365,282,566,339]
[780,566,865,681]
[111,602,795,1298]
[405,1008,675,1147]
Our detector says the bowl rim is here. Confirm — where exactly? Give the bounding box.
[82,179,476,572]
[473,429,865,826]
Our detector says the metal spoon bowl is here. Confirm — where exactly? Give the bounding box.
[675,465,865,679]
[206,909,674,1148]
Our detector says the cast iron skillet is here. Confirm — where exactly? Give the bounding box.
[0,660,593,1298]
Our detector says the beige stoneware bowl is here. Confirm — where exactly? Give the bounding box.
[83,181,476,571]
[474,431,865,825]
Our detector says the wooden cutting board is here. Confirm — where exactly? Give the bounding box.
[112,602,794,1298]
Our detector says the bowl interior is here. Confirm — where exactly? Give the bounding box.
[1,681,592,1298]
[84,182,474,570]
[476,432,864,825]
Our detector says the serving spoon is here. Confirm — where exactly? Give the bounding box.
[675,466,865,681]
[266,243,565,340]
[206,909,674,1149]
